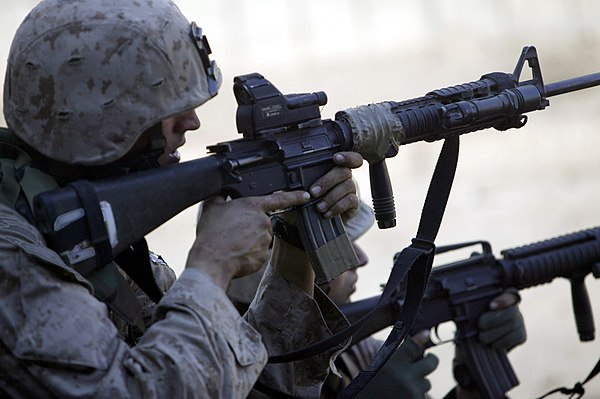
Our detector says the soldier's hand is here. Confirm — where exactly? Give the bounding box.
[478,289,527,351]
[310,151,363,220]
[189,191,309,288]
[357,331,439,399]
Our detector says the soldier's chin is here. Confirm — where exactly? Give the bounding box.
[158,150,181,166]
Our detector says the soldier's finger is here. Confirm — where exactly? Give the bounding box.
[492,326,527,350]
[411,330,431,349]
[257,190,310,213]
[479,306,521,329]
[478,322,514,345]
[413,353,440,377]
[333,151,363,168]
[316,178,357,214]
[321,193,359,219]
[310,166,353,198]
[490,288,521,310]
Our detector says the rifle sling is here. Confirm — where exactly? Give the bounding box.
[338,136,459,398]
[259,136,459,398]
[115,239,164,304]
[68,181,113,269]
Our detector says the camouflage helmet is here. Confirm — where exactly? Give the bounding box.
[3,0,221,165]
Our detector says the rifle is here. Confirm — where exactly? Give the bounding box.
[340,227,600,399]
[32,46,600,284]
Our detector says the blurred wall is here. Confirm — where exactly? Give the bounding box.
[2,1,600,397]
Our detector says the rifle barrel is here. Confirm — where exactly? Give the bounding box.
[545,72,600,97]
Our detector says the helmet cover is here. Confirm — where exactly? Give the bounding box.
[4,0,221,165]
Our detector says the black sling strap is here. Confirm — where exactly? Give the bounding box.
[116,238,164,303]
[338,135,459,398]
[69,181,113,268]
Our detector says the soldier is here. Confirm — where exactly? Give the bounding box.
[0,0,362,397]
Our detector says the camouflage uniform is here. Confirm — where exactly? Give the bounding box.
[0,201,346,398]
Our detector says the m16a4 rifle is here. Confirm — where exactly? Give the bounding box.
[33,46,600,288]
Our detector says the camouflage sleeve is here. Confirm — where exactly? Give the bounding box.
[245,263,350,398]
[0,204,267,399]
[119,251,177,338]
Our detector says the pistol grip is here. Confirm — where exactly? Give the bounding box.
[294,203,359,284]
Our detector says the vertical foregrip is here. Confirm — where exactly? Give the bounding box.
[570,275,595,341]
[458,338,519,399]
[369,160,396,229]
[334,103,402,230]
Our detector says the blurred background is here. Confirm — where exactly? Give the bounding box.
[2,1,600,397]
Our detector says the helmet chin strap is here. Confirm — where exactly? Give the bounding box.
[120,123,166,172]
